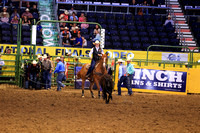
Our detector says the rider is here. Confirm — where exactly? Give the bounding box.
[86,40,104,78]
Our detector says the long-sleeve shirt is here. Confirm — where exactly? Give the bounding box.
[164,19,174,26]
[54,61,65,74]
[42,60,52,71]
[89,47,104,58]
[93,33,101,41]
[118,64,127,79]
[127,63,135,75]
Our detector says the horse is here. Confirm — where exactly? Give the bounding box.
[100,74,113,104]
[77,53,108,98]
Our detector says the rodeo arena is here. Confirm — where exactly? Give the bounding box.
[1,0,200,132]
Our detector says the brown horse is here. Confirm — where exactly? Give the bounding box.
[77,53,108,98]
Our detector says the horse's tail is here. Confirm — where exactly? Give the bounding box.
[77,71,81,79]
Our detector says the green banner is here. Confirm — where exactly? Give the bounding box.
[38,0,59,46]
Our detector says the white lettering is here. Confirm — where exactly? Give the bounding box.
[133,69,141,79]
[168,72,183,82]
[141,69,155,80]
[156,71,168,81]
[42,29,53,38]
[43,38,54,46]
[40,14,50,20]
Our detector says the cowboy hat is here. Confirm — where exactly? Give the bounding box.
[43,54,47,59]
[3,7,7,10]
[126,57,132,62]
[168,15,171,18]
[55,57,61,60]
[64,10,69,15]
[37,55,42,58]
[75,26,79,29]
[32,60,37,64]
[116,59,125,63]
[60,55,65,58]
[64,27,68,30]
[66,51,72,56]
[94,40,100,44]
[26,8,29,11]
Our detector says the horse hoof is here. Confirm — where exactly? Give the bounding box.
[82,95,85,98]
[92,95,96,98]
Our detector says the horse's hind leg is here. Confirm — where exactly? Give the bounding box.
[89,82,95,98]
[98,91,101,99]
[81,80,85,98]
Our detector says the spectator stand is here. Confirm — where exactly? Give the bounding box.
[57,1,170,15]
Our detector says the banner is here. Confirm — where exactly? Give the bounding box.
[74,67,90,89]
[162,53,188,62]
[74,66,99,90]
[122,68,187,92]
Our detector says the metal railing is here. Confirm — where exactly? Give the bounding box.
[146,45,192,62]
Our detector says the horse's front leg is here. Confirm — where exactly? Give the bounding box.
[81,79,85,98]
[94,78,101,99]
[89,81,95,98]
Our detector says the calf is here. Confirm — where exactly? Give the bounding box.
[100,74,113,104]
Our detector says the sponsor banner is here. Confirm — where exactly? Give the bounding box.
[122,68,187,92]
[74,66,90,89]
[162,53,188,62]
[0,44,136,59]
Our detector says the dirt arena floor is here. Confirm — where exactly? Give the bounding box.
[0,84,200,133]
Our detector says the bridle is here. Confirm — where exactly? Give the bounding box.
[94,55,107,76]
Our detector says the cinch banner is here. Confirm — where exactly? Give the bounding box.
[122,68,187,92]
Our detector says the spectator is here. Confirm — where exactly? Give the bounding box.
[93,24,100,36]
[0,54,5,74]
[59,10,69,21]
[63,34,71,46]
[74,33,83,47]
[42,54,52,90]
[93,30,101,42]
[5,48,11,54]
[69,6,77,16]
[31,4,39,19]
[10,15,19,24]
[70,23,77,32]
[0,7,9,18]
[61,27,71,38]
[70,12,78,21]
[82,36,87,47]
[79,13,89,29]
[138,8,143,15]
[22,16,31,25]
[142,1,149,15]
[37,24,42,32]
[11,9,20,19]
[132,0,136,5]
[164,15,174,27]
[150,0,158,6]
[28,60,40,89]
[60,22,67,31]
[71,26,80,39]
[0,12,9,23]
[54,57,66,91]
[22,8,33,19]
